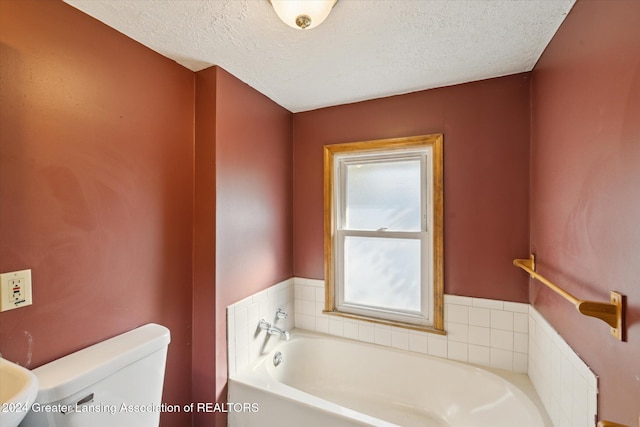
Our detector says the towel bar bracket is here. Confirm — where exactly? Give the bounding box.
[576,292,623,339]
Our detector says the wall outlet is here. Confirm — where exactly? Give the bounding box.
[0,269,33,312]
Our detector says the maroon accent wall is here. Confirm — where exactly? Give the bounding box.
[0,1,194,426]
[193,66,293,426]
[193,67,218,425]
[293,75,531,302]
[214,66,293,418]
[530,0,640,424]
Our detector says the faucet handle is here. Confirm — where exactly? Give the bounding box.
[276,308,288,319]
[258,319,271,330]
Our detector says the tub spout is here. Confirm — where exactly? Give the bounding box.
[259,319,290,340]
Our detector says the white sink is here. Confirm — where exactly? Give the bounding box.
[0,357,39,427]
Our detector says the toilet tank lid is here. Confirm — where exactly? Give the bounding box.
[33,323,170,404]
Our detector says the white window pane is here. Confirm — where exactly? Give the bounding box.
[345,159,421,231]
[344,236,421,312]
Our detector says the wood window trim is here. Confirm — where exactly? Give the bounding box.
[323,134,445,334]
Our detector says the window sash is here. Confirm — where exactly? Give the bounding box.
[338,154,427,233]
[334,229,432,324]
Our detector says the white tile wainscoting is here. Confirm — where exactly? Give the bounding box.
[528,306,598,427]
[227,277,598,427]
[227,278,295,377]
[294,277,530,372]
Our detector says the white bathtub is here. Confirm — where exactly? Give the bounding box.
[228,330,550,427]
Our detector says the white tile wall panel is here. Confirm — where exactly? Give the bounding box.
[292,277,530,373]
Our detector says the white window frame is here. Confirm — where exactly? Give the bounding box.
[324,135,444,333]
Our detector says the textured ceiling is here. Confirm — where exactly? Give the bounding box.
[63,0,576,113]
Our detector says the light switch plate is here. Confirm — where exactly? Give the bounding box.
[0,269,33,312]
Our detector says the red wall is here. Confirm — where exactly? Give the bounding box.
[530,0,640,424]
[293,74,531,302]
[192,67,218,425]
[193,66,293,426]
[0,1,194,426]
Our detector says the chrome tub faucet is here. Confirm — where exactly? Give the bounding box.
[259,319,290,341]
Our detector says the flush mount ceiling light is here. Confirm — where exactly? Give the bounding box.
[269,0,338,30]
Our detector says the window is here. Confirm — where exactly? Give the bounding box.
[324,135,444,333]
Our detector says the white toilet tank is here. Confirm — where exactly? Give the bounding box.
[20,323,170,427]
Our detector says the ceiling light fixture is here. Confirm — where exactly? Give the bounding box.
[269,0,338,30]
